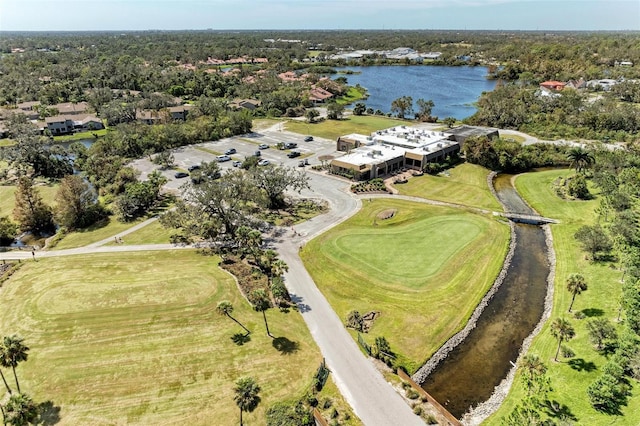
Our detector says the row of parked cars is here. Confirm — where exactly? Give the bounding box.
[174,137,313,178]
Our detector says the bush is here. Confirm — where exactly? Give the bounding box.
[406,388,420,400]
[567,174,591,199]
[561,345,575,359]
[413,405,423,415]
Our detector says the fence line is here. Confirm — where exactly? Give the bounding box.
[397,369,461,426]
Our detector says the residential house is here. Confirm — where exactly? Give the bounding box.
[44,114,104,135]
[54,101,90,116]
[229,99,262,111]
[308,87,334,104]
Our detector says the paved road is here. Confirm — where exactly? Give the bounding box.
[276,172,425,426]
[0,169,425,425]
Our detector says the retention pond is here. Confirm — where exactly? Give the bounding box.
[419,173,551,419]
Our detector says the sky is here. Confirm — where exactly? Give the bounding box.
[0,0,638,32]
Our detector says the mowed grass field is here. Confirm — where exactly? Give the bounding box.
[284,115,408,141]
[485,169,640,425]
[301,198,510,372]
[0,250,324,425]
[0,183,59,216]
[394,163,502,211]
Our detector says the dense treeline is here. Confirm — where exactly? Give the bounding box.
[467,83,640,142]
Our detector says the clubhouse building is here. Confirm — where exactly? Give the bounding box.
[330,125,498,180]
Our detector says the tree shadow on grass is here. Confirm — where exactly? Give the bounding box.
[37,400,61,425]
[272,336,299,355]
[231,332,251,346]
[542,399,577,422]
[581,308,604,318]
[568,358,597,372]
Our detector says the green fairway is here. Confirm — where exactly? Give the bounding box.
[284,115,408,141]
[0,251,324,425]
[394,163,502,211]
[485,169,640,425]
[0,183,59,216]
[301,199,510,372]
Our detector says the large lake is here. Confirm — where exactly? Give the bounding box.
[337,65,496,120]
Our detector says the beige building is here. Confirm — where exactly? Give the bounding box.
[331,125,462,179]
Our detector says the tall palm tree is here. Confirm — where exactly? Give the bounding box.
[233,376,260,426]
[567,146,595,173]
[3,392,38,426]
[0,367,12,394]
[566,273,588,312]
[216,300,250,335]
[0,335,29,394]
[550,318,575,362]
[251,290,272,338]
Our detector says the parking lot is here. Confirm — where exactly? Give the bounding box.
[130,127,340,192]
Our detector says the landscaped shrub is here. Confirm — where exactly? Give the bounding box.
[345,310,364,332]
[406,388,420,400]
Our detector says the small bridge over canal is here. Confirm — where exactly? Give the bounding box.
[498,212,559,225]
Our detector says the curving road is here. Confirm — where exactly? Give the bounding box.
[277,172,425,426]
[0,171,425,426]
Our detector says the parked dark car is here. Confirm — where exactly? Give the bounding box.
[287,151,301,158]
[304,136,313,142]
[225,148,237,155]
[187,165,201,172]
[284,142,298,149]
[253,150,261,157]
[174,172,188,178]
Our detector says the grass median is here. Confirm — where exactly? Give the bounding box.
[301,198,510,373]
[485,169,640,425]
[0,250,325,425]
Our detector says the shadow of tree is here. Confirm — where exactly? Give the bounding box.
[581,308,604,318]
[231,333,251,346]
[542,399,577,422]
[272,336,299,354]
[290,293,311,313]
[37,400,61,425]
[568,358,597,372]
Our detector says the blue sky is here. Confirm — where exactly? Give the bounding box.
[1,0,638,31]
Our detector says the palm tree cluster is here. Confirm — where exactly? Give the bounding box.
[0,335,38,426]
[0,335,29,395]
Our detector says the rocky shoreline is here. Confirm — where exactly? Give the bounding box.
[411,171,557,425]
[460,223,556,425]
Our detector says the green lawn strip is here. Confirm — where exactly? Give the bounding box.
[0,183,59,215]
[0,250,324,425]
[301,198,509,373]
[395,163,502,211]
[0,139,16,147]
[51,215,149,250]
[53,128,108,142]
[102,219,172,245]
[284,115,409,141]
[194,146,223,156]
[485,169,640,425]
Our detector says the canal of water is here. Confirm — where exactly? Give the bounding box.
[420,173,551,419]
